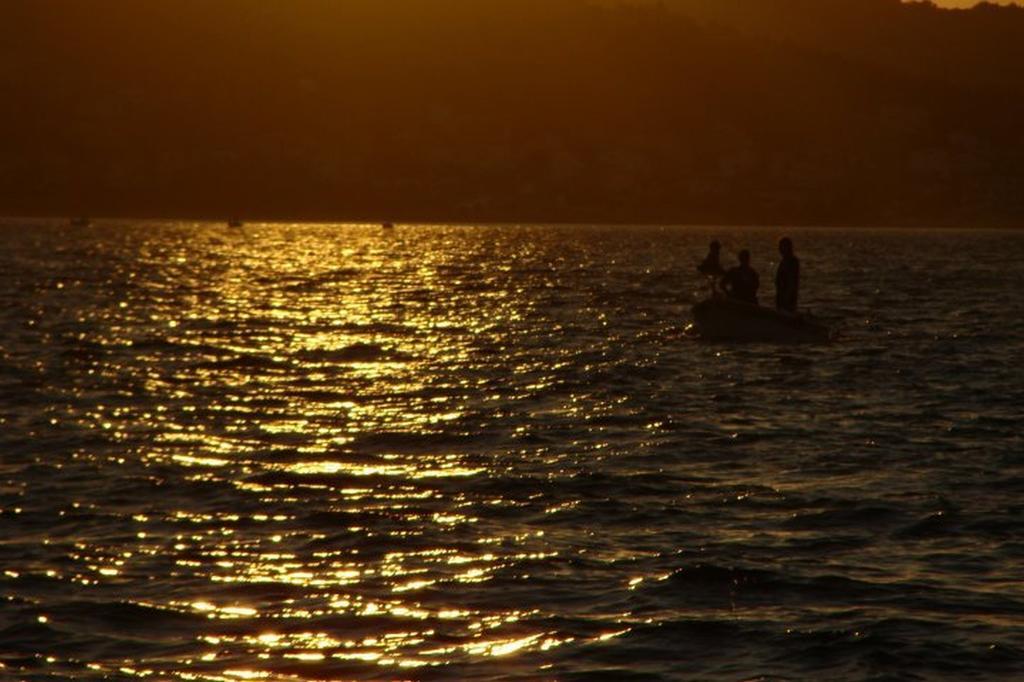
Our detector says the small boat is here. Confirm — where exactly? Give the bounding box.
[227,219,244,228]
[382,222,395,230]
[692,296,835,343]
[70,217,91,227]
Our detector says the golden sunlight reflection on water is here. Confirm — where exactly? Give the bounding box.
[9,223,1024,680]
[73,224,594,677]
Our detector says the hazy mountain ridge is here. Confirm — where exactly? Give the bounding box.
[662,0,1024,96]
[2,0,1023,226]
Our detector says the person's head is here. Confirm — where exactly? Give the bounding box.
[710,240,721,253]
[779,237,794,257]
[739,249,751,266]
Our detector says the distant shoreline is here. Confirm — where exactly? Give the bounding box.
[3,214,1021,231]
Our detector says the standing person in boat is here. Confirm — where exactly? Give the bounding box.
[775,237,800,314]
[720,249,760,305]
[698,240,725,278]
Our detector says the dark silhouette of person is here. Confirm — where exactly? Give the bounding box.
[698,240,725,278]
[775,237,800,313]
[720,250,760,304]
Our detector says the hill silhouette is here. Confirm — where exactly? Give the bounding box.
[665,0,1024,95]
[2,0,1023,226]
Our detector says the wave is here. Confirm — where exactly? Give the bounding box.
[298,343,409,363]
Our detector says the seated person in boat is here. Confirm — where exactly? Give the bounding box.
[698,240,725,278]
[775,237,800,314]
[720,249,760,304]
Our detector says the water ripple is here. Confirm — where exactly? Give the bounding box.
[1,222,1022,680]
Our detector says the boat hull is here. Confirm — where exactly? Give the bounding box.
[692,297,833,343]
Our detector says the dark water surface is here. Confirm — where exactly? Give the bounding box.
[1,222,1023,681]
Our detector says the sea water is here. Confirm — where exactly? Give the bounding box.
[1,222,1022,680]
